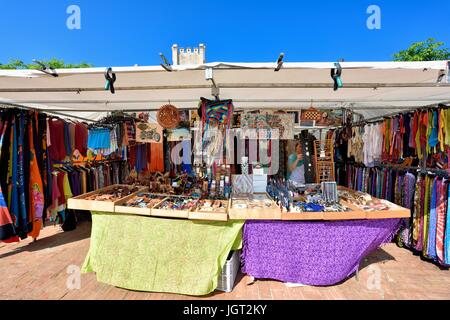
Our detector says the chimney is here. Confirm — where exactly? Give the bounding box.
[171,43,206,65]
[171,44,179,66]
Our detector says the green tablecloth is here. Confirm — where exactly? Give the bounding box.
[82,212,244,296]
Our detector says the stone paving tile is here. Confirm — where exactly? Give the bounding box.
[1,221,449,300]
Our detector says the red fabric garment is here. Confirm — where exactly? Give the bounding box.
[47,119,58,161]
[48,119,67,161]
[149,143,164,173]
[75,122,88,156]
[50,174,61,210]
[128,145,137,169]
[2,236,19,243]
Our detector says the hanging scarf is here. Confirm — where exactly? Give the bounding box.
[444,183,450,265]
[27,116,44,239]
[435,178,447,264]
[0,118,19,243]
[200,98,233,167]
[426,177,438,260]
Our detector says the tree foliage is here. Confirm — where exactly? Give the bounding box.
[393,38,450,61]
[0,58,93,70]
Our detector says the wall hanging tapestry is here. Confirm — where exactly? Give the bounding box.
[240,112,294,140]
[136,123,163,143]
[199,98,234,167]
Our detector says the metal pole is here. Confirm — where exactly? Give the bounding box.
[6,98,450,108]
[0,82,449,93]
[0,102,97,122]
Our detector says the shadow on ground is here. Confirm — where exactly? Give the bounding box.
[0,221,91,259]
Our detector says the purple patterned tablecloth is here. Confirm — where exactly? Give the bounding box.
[242,219,401,286]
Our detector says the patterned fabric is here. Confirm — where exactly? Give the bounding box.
[412,175,422,248]
[82,212,244,295]
[232,174,253,194]
[435,179,447,264]
[0,118,18,242]
[445,183,450,265]
[242,219,401,286]
[426,178,438,260]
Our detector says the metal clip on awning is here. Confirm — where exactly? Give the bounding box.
[32,59,58,77]
[274,53,284,72]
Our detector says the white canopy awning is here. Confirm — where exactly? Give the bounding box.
[0,61,449,122]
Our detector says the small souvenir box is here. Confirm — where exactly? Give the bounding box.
[67,185,146,213]
[189,200,229,222]
[114,192,167,216]
[228,193,281,220]
[151,196,199,219]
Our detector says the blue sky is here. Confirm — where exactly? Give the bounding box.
[0,0,449,67]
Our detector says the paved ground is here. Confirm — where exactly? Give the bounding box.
[0,221,449,300]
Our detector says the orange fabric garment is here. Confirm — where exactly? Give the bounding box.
[149,143,164,173]
[27,118,44,239]
[122,123,129,146]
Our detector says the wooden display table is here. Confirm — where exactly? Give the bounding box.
[68,187,411,221]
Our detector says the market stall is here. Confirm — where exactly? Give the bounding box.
[0,60,449,295]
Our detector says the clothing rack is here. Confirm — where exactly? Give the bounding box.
[0,102,96,123]
[346,103,450,128]
[341,161,449,177]
[52,158,127,165]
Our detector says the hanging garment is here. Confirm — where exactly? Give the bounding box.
[49,173,61,220]
[443,109,450,147]
[136,144,148,173]
[75,122,88,156]
[16,113,30,238]
[426,178,438,260]
[149,142,165,173]
[0,185,18,242]
[48,118,67,161]
[412,175,423,248]
[422,176,432,254]
[435,178,447,264]
[429,110,439,150]
[444,183,450,265]
[0,119,18,242]
[27,118,44,239]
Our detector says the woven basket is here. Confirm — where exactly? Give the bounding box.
[157,104,180,129]
[301,107,322,122]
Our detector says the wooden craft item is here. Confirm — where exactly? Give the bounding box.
[157,104,180,129]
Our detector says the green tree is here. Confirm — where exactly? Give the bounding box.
[0,58,93,70]
[393,38,450,61]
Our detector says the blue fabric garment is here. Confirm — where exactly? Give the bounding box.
[135,144,147,173]
[428,111,439,148]
[88,128,111,150]
[181,140,192,174]
[10,119,19,228]
[426,178,438,260]
[17,113,29,238]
